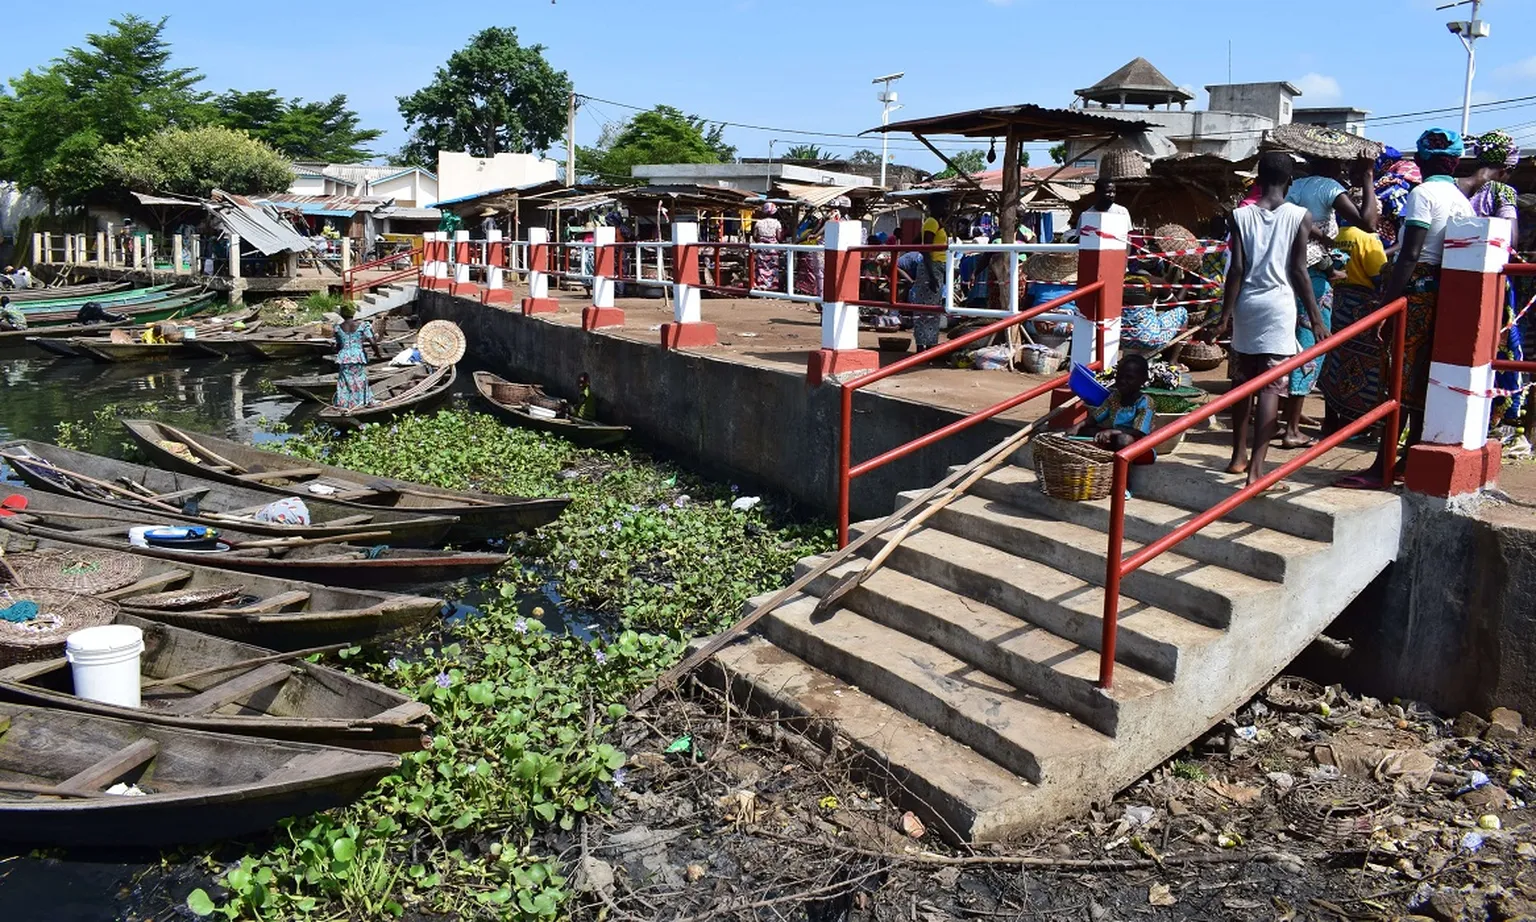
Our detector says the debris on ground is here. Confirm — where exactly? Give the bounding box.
[572,681,1536,920]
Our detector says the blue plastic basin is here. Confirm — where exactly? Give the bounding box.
[1069,363,1111,405]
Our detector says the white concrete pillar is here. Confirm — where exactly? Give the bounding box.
[172,237,185,275]
[819,220,863,351]
[42,233,53,265]
[131,236,143,270]
[62,234,74,265]
[526,227,550,300]
[453,230,471,285]
[32,233,43,266]
[95,232,106,267]
[672,222,701,324]
[228,233,241,279]
[590,226,616,309]
[1422,216,1508,449]
[340,237,351,275]
[1073,210,1131,370]
[486,229,505,290]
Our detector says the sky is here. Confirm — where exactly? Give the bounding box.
[6,0,1536,171]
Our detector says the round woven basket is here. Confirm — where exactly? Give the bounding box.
[1023,252,1078,283]
[417,320,466,367]
[4,548,144,594]
[1180,341,1226,371]
[1100,148,1148,180]
[1017,346,1064,375]
[1032,434,1115,501]
[1150,223,1202,271]
[0,589,120,668]
[489,381,523,404]
[1268,122,1383,162]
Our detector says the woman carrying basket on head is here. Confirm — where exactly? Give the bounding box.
[332,304,384,410]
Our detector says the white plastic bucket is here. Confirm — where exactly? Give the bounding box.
[181,326,197,341]
[65,624,144,708]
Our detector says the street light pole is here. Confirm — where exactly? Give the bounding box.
[1441,0,1489,137]
[872,73,904,188]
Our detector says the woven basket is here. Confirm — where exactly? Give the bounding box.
[123,586,245,611]
[417,319,466,366]
[1180,341,1226,371]
[1150,223,1201,271]
[1017,347,1063,375]
[0,589,120,668]
[4,548,144,594]
[1183,309,1209,328]
[1032,434,1115,502]
[1100,148,1148,180]
[490,381,528,404]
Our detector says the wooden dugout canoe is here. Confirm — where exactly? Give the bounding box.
[121,419,570,543]
[0,613,432,751]
[272,363,421,404]
[0,702,399,848]
[0,440,459,547]
[318,365,457,431]
[472,371,630,449]
[0,532,445,649]
[0,484,508,589]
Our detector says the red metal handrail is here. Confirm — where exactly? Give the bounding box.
[1493,360,1536,373]
[836,282,1105,544]
[343,246,422,299]
[1096,296,1409,689]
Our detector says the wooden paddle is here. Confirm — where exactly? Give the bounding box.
[143,641,348,690]
[0,453,183,514]
[231,530,392,550]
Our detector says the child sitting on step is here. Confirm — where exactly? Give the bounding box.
[1076,353,1156,453]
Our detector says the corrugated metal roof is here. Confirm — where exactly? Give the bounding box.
[867,104,1153,141]
[429,179,568,209]
[375,206,442,221]
[130,191,204,208]
[260,193,391,216]
[773,181,883,208]
[208,190,311,256]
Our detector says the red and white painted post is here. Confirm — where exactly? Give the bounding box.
[450,230,480,299]
[583,226,623,330]
[1073,210,1130,369]
[661,221,717,348]
[482,229,514,306]
[521,227,558,315]
[1404,215,1509,499]
[808,220,878,386]
[421,231,448,291]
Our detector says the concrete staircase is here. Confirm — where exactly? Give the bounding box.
[358,282,418,317]
[711,437,1403,843]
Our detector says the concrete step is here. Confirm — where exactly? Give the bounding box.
[706,634,1053,843]
[793,557,1168,736]
[848,524,1223,682]
[756,593,1109,785]
[894,493,1279,629]
[969,466,1330,582]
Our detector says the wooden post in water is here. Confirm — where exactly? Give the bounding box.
[95,232,106,267]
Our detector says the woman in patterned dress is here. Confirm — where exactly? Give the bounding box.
[332,304,384,410]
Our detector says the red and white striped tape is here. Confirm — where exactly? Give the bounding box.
[1430,377,1529,399]
[1134,244,1230,260]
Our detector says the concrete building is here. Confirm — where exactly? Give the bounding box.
[1065,57,1349,165]
[1293,106,1371,136]
[288,163,440,205]
[631,161,874,194]
[436,152,559,205]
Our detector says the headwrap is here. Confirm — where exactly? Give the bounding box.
[1416,128,1464,159]
[760,202,777,216]
[1473,130,1520,169]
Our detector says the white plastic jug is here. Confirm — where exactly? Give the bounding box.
[65,624,144,708]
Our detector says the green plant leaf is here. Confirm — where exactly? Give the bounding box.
[331,837,357,863]
[186,889,217,917]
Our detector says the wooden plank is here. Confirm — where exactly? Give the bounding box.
[99,569,191,600]
[145,487,212,505]
[163,663,294,716]
[232,468,323,482]
[320,514,376,528]
[236,590,310,614]
[54,738,159,795]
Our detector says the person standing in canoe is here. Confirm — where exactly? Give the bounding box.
[333,304,383,410]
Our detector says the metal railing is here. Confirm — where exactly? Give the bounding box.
[343,246,423,299]
[836,282,1105,545]
[1095,296,1409,689]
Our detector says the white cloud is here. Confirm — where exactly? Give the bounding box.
[1293,73,1342,103]
[1496,56,1536,80]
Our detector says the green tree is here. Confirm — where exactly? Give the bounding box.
[577,106,734,184]
[0,15,211,204]
[397,27,572,164]
[848,149,882,166]
[1050,143,1068,164]
[97,125,294,197]
[782,143,826,160]
[933,148,989,179]
[216,90,382,161]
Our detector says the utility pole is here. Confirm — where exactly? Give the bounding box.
[872,72,904,188]
[1440,0,1490,136]
[566,92,577,187]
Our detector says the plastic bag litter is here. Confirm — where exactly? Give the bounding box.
[970,344,1014,371]
[253,497,310,526]
[390,347,422,366]
[730,496,761,512]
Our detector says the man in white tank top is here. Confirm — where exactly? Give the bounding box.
[1218,151,1329,490]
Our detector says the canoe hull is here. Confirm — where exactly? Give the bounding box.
[472,371,630,448]
[121,419,570,542]
[0,703,397,848]
[319,366,457,431]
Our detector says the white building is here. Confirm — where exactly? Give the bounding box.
[288,163,439,206]
[630,161,873,194]
[434,152,559,206]
[1064,57,1353,165]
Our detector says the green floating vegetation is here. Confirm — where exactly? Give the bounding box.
[183,410,831,919]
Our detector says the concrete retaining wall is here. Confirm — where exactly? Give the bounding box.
[418,291,1016,521]
[1327,495,1536,717]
